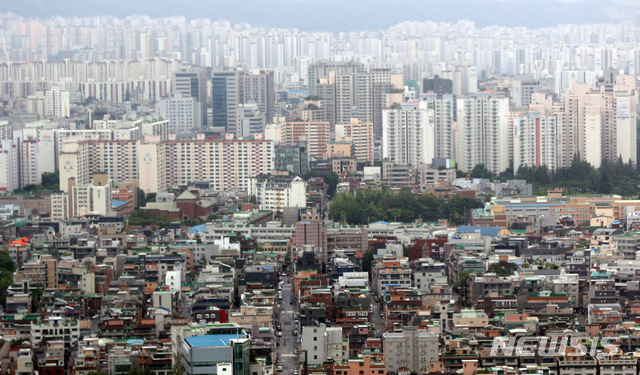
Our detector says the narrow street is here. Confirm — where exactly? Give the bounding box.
[371,301,383,337]
[275,279,298,375]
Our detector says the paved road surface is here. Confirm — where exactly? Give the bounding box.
[275,279,298,375]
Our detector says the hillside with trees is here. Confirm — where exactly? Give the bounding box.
[328,189,482,225]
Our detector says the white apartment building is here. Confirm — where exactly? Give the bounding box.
[31,316,80,348]
[456,96,510,173]
[302,324,345,366]
[382,101,435,167]
[20,138,41,187]
[425,95,456,160]
[70,175,113,218]
[63,136,273,195]
[513,111,558,172]
[51,191,68,222]
[156,93,202,134]
[383,328,439,374]
[0,140,18,192]
[45,86,70,118]
[248,172,306,212]
[0,121,12,140]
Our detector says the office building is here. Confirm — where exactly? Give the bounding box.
[212,70,242,135]
[423,75,453,97]
[181,335,250,375]
[236,103,265,138]
[242,69,275,123]
[173,68,208,129]
[274,142,309,175]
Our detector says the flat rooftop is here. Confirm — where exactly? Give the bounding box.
[185,334,240,348]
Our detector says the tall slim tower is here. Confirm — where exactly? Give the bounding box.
[212,70,242,135]
[173,68,208,130]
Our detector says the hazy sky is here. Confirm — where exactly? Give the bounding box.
[4,0,640,31]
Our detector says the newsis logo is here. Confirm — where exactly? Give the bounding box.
[489,336,619,359]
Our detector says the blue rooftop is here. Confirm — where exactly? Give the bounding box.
[456,226,505,238]
[112,199,127,208]
[185,334,239,348]
[371,221,389,224]
[188,224,206,234]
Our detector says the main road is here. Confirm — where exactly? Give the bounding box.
[275,278,298,375]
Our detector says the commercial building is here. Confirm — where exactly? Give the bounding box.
[181,335,250,375]
[173,68,208,130]
[274,142,309,175]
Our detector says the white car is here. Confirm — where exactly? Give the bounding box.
[277,332,283,337]
[276,367,283,372]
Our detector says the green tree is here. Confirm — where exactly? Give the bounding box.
[362,250,374,277]
[487,264,511,277]
[0,249,16,307]
[303,171,339,197]
[30,287,43,312]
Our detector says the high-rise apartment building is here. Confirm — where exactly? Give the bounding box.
[44,86,70,118]
[511,75,541,108]
[382,101,435,167]
[173,68,207,130]
[513,111,558,173]
[423,94,456,160]
[308,61,366,97]
[63,136,273,195]
[309,63,402,138]
[279,122,330,159]
[0,140,18,192]
[335,118,374,164]
[456,96,510,173]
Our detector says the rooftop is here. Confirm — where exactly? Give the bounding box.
[185,334,240,348]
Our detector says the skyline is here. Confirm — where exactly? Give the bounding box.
[4,0,640,32]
